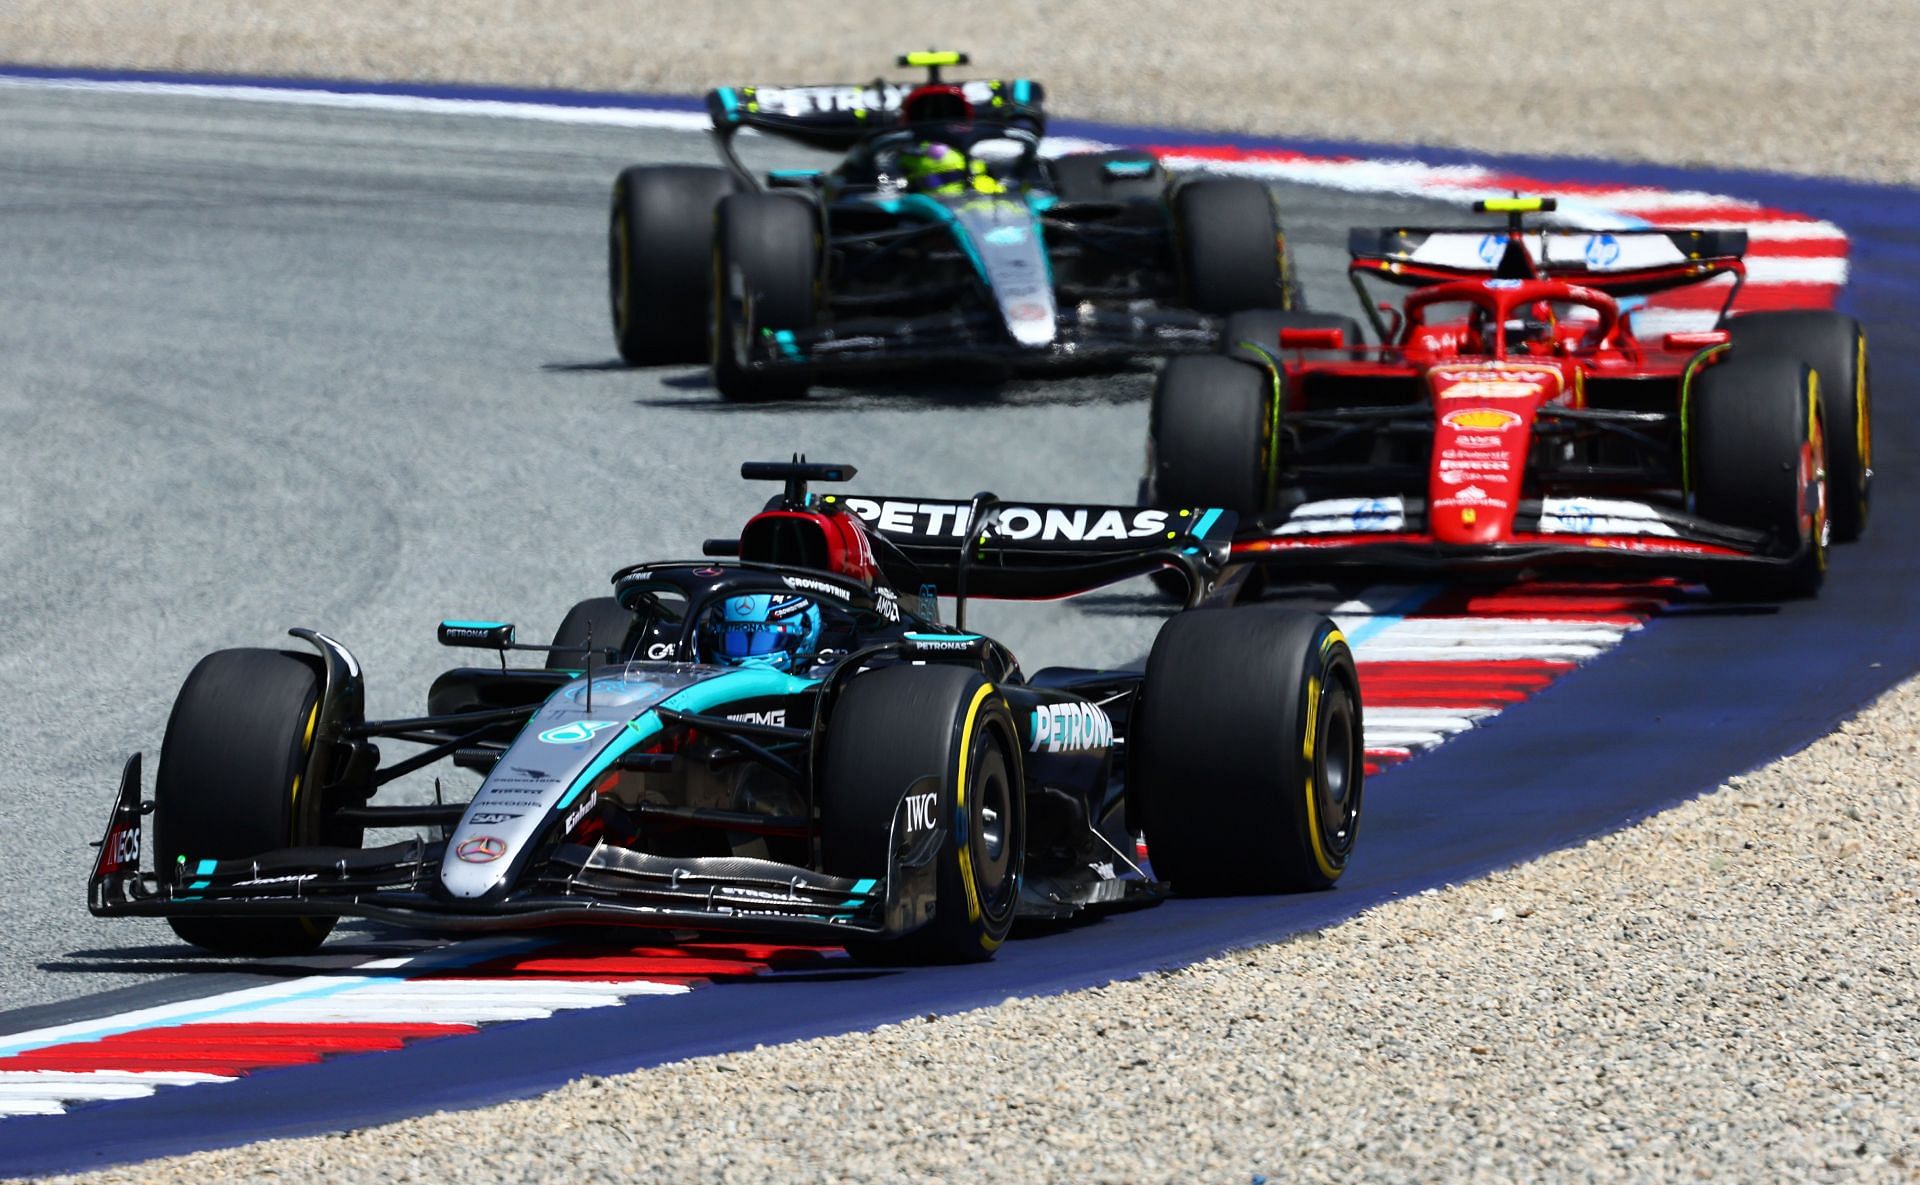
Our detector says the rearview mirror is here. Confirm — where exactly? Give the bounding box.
[438,620,516,649]
[1663,330,1731,351]
[1279,327,1345,350]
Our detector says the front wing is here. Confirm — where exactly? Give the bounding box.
[88,755,940,942]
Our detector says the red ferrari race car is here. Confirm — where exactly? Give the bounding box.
[1142,198,1873,598]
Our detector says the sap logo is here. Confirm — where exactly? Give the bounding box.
[728,709,788,728]
[562,795,594,836]
[538,720,620,745]
[1030,702,1114,754]
[467,812,522,826]
[904,792,940,833]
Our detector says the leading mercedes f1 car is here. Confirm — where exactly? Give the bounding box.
[90,462,1362,964]
[607,51,1300,399]
[1143,198,1873,599]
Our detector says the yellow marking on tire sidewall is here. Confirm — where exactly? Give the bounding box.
[1856,330,1871,477]
[953,683,997,933]
[291,702,319,811]
[1808,371,1829,569]
[1300,630,1343,881]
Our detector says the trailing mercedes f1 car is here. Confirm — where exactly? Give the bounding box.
[607,51,1300,399]
[1143,198,1873,599]
[91,462,1362,964]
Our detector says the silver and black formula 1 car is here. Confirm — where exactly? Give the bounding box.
[91,462,1363,963]
[607,51,1300,399]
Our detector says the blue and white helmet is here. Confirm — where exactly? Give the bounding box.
[699,594,823,673]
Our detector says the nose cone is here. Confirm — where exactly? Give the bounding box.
[955,200,1058,349]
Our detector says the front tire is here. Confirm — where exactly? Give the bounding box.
[545,597,640,675]
[1730,310,1870,541]
[711,193,818,402]
[154,649,338,955]
[1172,178,1296,313]
[1131,609,1363,893]
[1148,352,1273,519]
[1692,354,1828,599]
[609,165,738,365]
[821,664,1024,963]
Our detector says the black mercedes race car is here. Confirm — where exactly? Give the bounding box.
[607,51,1300,399]
[90,462,1363,963]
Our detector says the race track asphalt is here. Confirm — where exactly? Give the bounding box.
[0,84,1461,1012]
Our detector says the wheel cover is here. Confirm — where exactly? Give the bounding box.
[969,740,1018,917]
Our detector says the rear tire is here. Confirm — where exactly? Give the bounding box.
[821,664,1023,963]
[1148,353,1273,519]
[1131,610,1363,893]
[1692,354,1828,599]
[609,165,738,365]
[1730,310,1870,541]
[545,597,640,675]
[711,193,818,401]
[1172,178,1296,313]
[1047,150,1167,204]
[154,649,337,955]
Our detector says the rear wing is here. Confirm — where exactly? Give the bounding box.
[1348,226,1748,298]
[710,461,1236,616]
[825,493,1235,608]
[706,78,1046,150]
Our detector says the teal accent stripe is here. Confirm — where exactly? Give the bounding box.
[718,87,738,114]
[838,877,880,909]
[1013,79,1031,103]
[552,668,821,810]
[195,859,217,875]
[441,620,507,630]
[1192,508,1223,538]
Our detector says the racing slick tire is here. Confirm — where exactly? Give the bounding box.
[1047,149,1168,204]
[154,649,341,955]
[821,664,1024,963]
[1730,310,1871,542]
[1691,354,1828,600]
[544,596,641,674]
[1172,177,1296,313]
[609,165,738,366]
[1148,352,1272,519]
[711,192,818,402]
[1219,309,1367,365]
[1131,609,1363,893]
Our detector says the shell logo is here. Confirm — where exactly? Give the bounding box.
[1442,408,1522,431]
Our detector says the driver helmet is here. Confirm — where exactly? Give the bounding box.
[897,84,997,196]
[1516,300,1559,353]
[698,593,822,673]
[901,83,972,129]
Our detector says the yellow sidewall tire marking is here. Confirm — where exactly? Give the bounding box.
[953,683,997,941]
[1300,628,1346,882]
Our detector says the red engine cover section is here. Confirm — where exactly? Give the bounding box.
[738,510,879,588]
[1427,363,1564,544]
